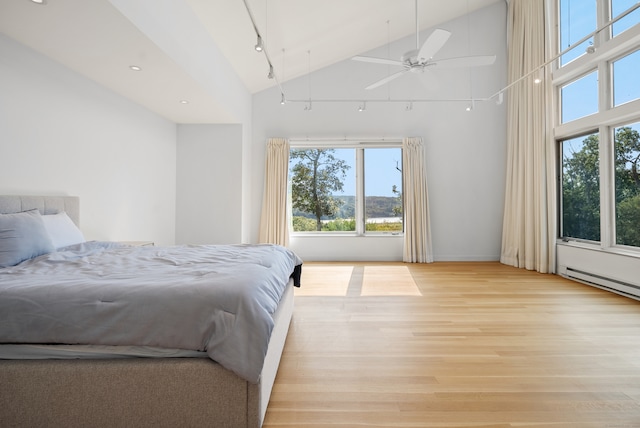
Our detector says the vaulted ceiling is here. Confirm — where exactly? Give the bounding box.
[0,0,502,122]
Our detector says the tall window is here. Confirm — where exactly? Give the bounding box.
[556,0,640,251]
[560,133,601,241]
[289,143,403,235]
[559,0,596,65]
[560,70,599,123]
[614,122,640,247]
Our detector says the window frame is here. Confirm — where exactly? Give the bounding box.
[288,140,404,237]
[553,0,640,255]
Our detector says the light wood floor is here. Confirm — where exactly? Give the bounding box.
[263,262,640,428]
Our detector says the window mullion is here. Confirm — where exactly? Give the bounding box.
[355,148,365,236]
[599,126,615,248]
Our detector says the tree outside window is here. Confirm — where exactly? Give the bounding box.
[289,146,403,234]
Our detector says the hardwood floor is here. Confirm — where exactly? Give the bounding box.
[264,262,640,428]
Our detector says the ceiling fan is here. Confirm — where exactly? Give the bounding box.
[352,0,496,90]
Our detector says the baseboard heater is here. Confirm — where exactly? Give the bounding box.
[563,267,640,300]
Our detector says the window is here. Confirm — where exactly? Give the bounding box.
[559,0,596,65]
[613,49,640,107]
[614,122,640,247]
[560,133,601,242]
[289,144,403,234]
[555,0,640,252]
[612,0,640,36]
[560,71,599,123]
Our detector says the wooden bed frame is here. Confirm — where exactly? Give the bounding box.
[0,195,294,427]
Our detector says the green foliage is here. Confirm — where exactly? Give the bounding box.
[322,218,355,231]
[292,216,317,232]
[366,221,403,232]
[290,149,350,231]
[617,195,640,246]
[292,216,402,233]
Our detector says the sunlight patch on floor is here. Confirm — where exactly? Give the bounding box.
[361,265,422,296]
[295,265,353,296]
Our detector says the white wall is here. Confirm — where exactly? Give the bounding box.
[176,124,243,244]
[0,34,177,246]
[251,2,508,261]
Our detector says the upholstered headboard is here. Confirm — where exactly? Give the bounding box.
[0,195,80,226]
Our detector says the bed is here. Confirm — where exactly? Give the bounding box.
[0,195,301,428]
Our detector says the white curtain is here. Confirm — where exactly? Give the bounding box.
[259,138,290,246]
[402,137,433,263]
[500,0,556,273]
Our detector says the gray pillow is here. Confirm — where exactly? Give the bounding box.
[0,209,55,268]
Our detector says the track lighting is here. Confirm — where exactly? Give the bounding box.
[268,64,274,79]
[280,93,286,105]
[358,102,366,112]
[304,102,312,111]
[254,35,263,52]
[466,100,475,111]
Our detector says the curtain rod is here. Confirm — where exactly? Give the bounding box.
[289,137,404,143]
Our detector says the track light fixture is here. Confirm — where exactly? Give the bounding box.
[358,102,366,112]
[254,35,263,52]
[280,93,286,105]
[466,100,475,112]
[268,64,274,79]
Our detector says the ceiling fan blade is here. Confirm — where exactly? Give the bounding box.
[432,55,497,69]
[417,29,451,62]
[365,69,409,90]
[352,55,405,67]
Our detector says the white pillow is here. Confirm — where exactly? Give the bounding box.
[42,212,85,249]
[0,209,55,268]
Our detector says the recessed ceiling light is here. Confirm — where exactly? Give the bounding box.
[180,100,189,104]
[129,65,142,71]
[30,0,47,4]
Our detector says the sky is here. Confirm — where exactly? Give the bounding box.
[330,147,402,197]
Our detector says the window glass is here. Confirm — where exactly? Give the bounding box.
[614,122,640,247]
[289,146,403,234]
[289,148,355,232]
[364,148,403,233]
[613,49,640,107]
[561,71,599,123]
[560,0,596,65]
[561,133,601,242]
[612,0,640,36]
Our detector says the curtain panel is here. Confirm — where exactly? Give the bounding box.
[500,0,556,273]
[259,138,290,247]
[402,137,434,263]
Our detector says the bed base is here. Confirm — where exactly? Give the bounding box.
[0,282,293,428]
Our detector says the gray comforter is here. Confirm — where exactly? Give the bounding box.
[0,242,302,383]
